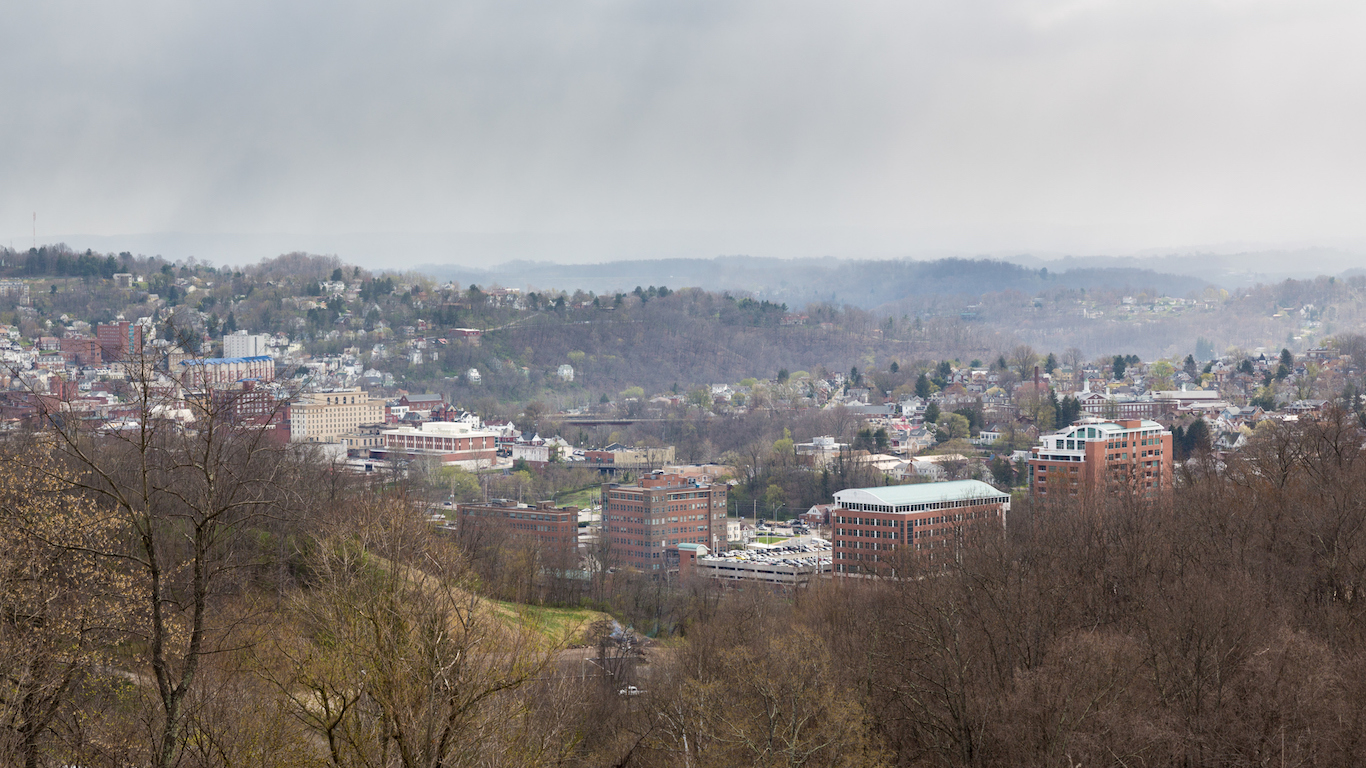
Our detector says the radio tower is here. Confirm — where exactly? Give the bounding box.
[32,212,36,250]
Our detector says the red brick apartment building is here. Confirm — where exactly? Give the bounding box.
[59,337,103,366]
[455,500,579,566]
[96,321,143,362]
[831,480,1011,576]
[602,472,728,574]
[1028,417,1173,498]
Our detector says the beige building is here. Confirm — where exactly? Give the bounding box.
[290,388,385,443]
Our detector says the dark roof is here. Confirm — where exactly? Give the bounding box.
[402,393,445,404]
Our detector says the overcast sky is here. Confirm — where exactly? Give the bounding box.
[2,0,1364,267]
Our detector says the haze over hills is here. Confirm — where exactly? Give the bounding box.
[41,232,1366,297]
[424,256,1209,311]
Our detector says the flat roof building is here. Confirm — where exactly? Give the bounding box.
[378,420,499,469]
[603,472,728,574]
[1028,417,1173,499]
[455,500,579,568]
[290,388,385,443]
[679,543,833,587]
[831,480,1010,576]
[178,355,275,389]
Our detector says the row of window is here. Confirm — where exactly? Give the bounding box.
[840,497,1006,513]
[835,511,989,527]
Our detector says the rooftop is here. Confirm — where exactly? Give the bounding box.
[179,355,273,366]
[383,420,496,436]
[833,479,1007,507]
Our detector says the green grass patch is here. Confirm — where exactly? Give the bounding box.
[554,486,601,509]
[490,601,610,645]
[755,535,789,544]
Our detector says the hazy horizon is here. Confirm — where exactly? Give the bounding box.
[4,0,1366,272]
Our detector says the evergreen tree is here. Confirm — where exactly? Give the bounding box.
[916,373,932,399]
[1185,419,1211,454]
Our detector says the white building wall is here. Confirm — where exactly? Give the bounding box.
[223,331,271,358]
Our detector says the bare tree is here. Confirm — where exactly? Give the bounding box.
[0,449,130,768]
[271,495,569,767]
[1009,344,1039,381]
[15,347,303,768]
[1061,346,1084,374]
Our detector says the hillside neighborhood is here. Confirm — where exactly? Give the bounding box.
[0,247,1359,589]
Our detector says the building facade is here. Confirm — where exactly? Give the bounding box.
[96,321,144,362]
[1027,417,1173,498]
[178,355,276,389]
[679,546,832,586]
[602,472,728,573]
[378,420,499,468]
[454,500,579,567]
[290,388,385,442]
[222,330,272,358]
[831,480,1010,576]
[59,336,103,366]
[584,444,676,472]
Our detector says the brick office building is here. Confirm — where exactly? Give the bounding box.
[831,480,1010,576]
[59,336,104,366]
[96,321,143,362]
[1028,417,1173,499]
[454,500,580,566]
[602,472,728,574]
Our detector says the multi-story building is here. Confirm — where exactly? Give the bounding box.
[96,321,143,362]
[178,355,276,389]
[831,480,1010,576]
[59,336,103,366]
[0,280,31,306]
[584,444,676,473]
[602,472,729,573]
[1027,417,1173,498]
[290,388,385,443]
[378,420,499,468]
[208,381,287,428]
[454,500,580,567]
[222,330,272,358]
[677,544,833,587]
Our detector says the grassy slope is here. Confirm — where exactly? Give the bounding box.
[490,601,611,645]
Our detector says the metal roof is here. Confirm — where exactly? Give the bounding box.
[833,479,1006,506]
[178,355,273,366]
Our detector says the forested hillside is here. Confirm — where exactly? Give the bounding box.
[425,255,1208,310]
[2,245,1364,406]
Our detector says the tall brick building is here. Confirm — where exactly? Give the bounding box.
[96,321,143,362]
[602,472,728,573]
[1028,417,1173,498]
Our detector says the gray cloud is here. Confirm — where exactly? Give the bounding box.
[1,0,1364,265]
